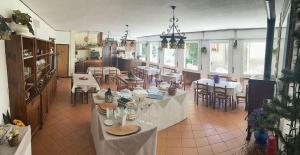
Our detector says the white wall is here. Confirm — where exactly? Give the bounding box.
[0,0,56,124]
[137,28,284,80]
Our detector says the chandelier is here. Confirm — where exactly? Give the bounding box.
[160,6,186,49]
[120,25,129,47]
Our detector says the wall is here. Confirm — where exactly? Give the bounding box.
[137,28,285,80]
[0,0,56,124]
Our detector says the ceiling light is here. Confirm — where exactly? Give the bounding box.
[160,6,186,49]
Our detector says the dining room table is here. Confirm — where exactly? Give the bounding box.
[160,72,182,82]
[71,73,100,93]
[87,67,121,76]
[137,66,160,76]
[191,78,243,101]
[91,97,157,155]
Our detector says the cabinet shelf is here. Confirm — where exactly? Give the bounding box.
[24,56,34,60]
[36,53,49,58]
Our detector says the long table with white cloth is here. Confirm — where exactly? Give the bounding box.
[91,89,190,155]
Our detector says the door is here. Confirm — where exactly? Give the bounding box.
[56,44,69,77]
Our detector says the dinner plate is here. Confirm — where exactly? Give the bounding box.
[104,119,114,126]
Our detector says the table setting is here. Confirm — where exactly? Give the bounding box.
[71,73,100,93]
[137,66,160,76]
[87,67,120,75]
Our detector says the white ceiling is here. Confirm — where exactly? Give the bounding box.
[21,0,284,38]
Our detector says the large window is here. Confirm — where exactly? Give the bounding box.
[138,43,147,61]
[243,41,266,75]
[210,42,229,73]
[150,43,159,64]
[163,48,176,67]
[184,42,199,70]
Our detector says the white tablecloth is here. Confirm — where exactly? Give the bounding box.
[161,73,182,82]
[92,89,189,131]
[137,66,160,76]
[142,89,190,130]
[90,105,157,155]
[72,74,100,93]
[191,79,242,99]
[87,67,120,75]
[0,126,31,155]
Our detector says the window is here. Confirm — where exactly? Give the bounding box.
[150,43,159,64]
[243,41,266,75]
[163,48,176,67]
[138,43,147,61]
[184,42,199,70]
[210,42,229,73]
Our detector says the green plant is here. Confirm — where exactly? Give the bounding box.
[201,47,207,54]
[262,15,300,154]
[11,10,34,35]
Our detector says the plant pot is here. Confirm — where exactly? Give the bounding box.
[9,22,28,34]
[254,130,268,149]
[8,135,20,146]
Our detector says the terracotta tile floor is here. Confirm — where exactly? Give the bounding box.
[32,78,248,155]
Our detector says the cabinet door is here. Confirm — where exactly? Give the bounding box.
[41,88,48,123]
[27,95,41,135]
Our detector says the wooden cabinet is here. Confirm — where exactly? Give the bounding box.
[5,35,57,136]
[27,95,41,135]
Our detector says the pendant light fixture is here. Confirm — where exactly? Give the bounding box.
[160,6,186,49]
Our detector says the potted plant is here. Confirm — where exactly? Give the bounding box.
[201,47,207,54]
[248,108,277,150]
[10,10,34,35]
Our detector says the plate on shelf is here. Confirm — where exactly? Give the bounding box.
[106,125,141,136]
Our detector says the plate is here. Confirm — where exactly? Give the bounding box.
[104,119,114,126]
[106,125,141,136]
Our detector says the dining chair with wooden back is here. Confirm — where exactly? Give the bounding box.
[236,85,248,110]
[71,77,84,106]
[93,69,104,86]
[132,67,138,77]
[108,69,118,85]
[213,85,232,112]
[196,82,211,106]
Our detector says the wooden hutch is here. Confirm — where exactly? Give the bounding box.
[5,35,57,135]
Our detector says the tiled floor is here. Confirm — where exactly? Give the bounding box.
[32,78,248,155]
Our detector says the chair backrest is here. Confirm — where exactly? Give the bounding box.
[196,82,209,92]
[109,69,117,76]
[213,85,227,97]
[94,69,104,76]
[149,64,159,69]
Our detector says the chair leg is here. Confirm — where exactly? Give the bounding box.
[86,92,88,104]
[206,94,208,107]
[82,93,84,104]
[196,93,199,105]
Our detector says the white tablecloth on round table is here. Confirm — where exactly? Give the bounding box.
[137,66,160,76]
[191,79,242,100]
[90,104,157,155]
[87,67,120,75]
[71,74,100,93]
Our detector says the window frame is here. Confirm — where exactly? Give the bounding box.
[242,39,266,76]
[163,46,176,68]
[149,42,160,64]
[184,40,200,71]
[209,40,230,74]
[138,42,147,62]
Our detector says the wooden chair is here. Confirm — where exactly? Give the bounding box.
[236,85,249,109]
[116,76,129,91]
[196,82,211,106]
[71,78,84,106]
[213,85,233,112]
[93,69,104,86]
[108,69,118,84]
[132,67,138,76]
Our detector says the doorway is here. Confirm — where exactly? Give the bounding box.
[56,44,69,77]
